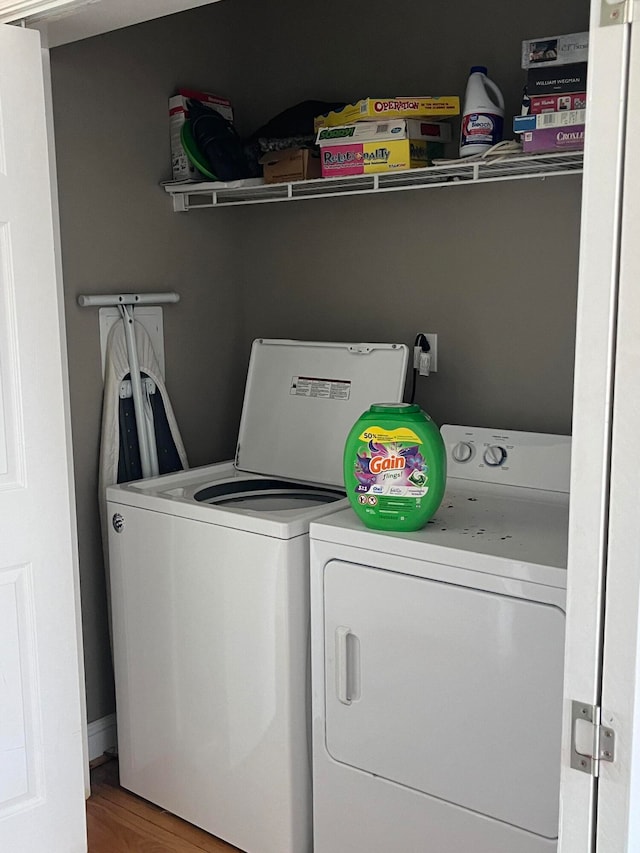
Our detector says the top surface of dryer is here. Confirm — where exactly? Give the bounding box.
[236,339,409,488]
[311,425,572,583]
[310,481,569,585]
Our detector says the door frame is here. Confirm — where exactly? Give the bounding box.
[559,1,632,850]
[594,2,640,849]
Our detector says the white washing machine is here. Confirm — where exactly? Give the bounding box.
[105,338,408,853]
[310,425,571,853]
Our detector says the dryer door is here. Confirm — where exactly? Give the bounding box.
[323,560,565,840]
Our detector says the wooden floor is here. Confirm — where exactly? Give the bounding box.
[87,758,240,853]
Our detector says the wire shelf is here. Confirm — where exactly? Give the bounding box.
[164,151,584,211]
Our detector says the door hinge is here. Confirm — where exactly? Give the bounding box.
[601,0,633,26]
[571,700,616,776]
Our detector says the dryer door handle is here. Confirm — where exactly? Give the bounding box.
[335,626,361,705]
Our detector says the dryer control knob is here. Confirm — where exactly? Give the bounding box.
[483,445,507,467]
[452,441,474,463]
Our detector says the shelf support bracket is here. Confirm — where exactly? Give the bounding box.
[172,193,187,213]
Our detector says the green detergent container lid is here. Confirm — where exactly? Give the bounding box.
[343,402,447,532]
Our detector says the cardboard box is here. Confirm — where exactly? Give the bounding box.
[314,97,460,130]
[522,125,585,153]
[316,119,451,145]
[316,120,407,145]
[514,109,586,133]
[405,119,452,143]
[408,140,444,165]
[530,92,587,114]
[526,63,588,96]
[521,32,589,69]
[260,148,321,183]
[169,88,234,182]
[319,138,443,178]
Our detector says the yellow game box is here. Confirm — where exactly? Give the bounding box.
[314,97,460,129]
[319,137,440,178]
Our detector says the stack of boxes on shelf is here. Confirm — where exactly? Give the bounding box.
[313,98,460,178]
[514,32,588,154]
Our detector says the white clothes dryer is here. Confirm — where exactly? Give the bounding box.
[106,338,408,853]
[310,425,571,853]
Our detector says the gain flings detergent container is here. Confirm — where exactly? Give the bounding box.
[344,403,446,532]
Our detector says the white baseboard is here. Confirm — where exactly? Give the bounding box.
[87,713,117,762]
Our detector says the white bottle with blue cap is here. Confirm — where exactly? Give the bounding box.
[459,66,504,157]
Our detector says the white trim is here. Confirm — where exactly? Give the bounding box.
[0,0,95,24]
[87,714,117,762]
[40,43,90,798]
[28,0,222,48]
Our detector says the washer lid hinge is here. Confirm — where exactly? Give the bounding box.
[571,700,616,776]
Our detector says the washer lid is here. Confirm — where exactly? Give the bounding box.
[236,339,409,488]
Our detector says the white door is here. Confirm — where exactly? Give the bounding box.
[0,23,86,853]
[559,1,634,851]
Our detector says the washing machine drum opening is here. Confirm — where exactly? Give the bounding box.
[194,478,344,511]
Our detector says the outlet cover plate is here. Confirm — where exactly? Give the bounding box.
[423,333,438,372]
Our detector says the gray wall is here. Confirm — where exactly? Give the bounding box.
[51,0,588,723]
[234,178,581,432]
[51,20,245,722]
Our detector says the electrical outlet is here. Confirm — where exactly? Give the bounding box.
[422,333,438,373]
